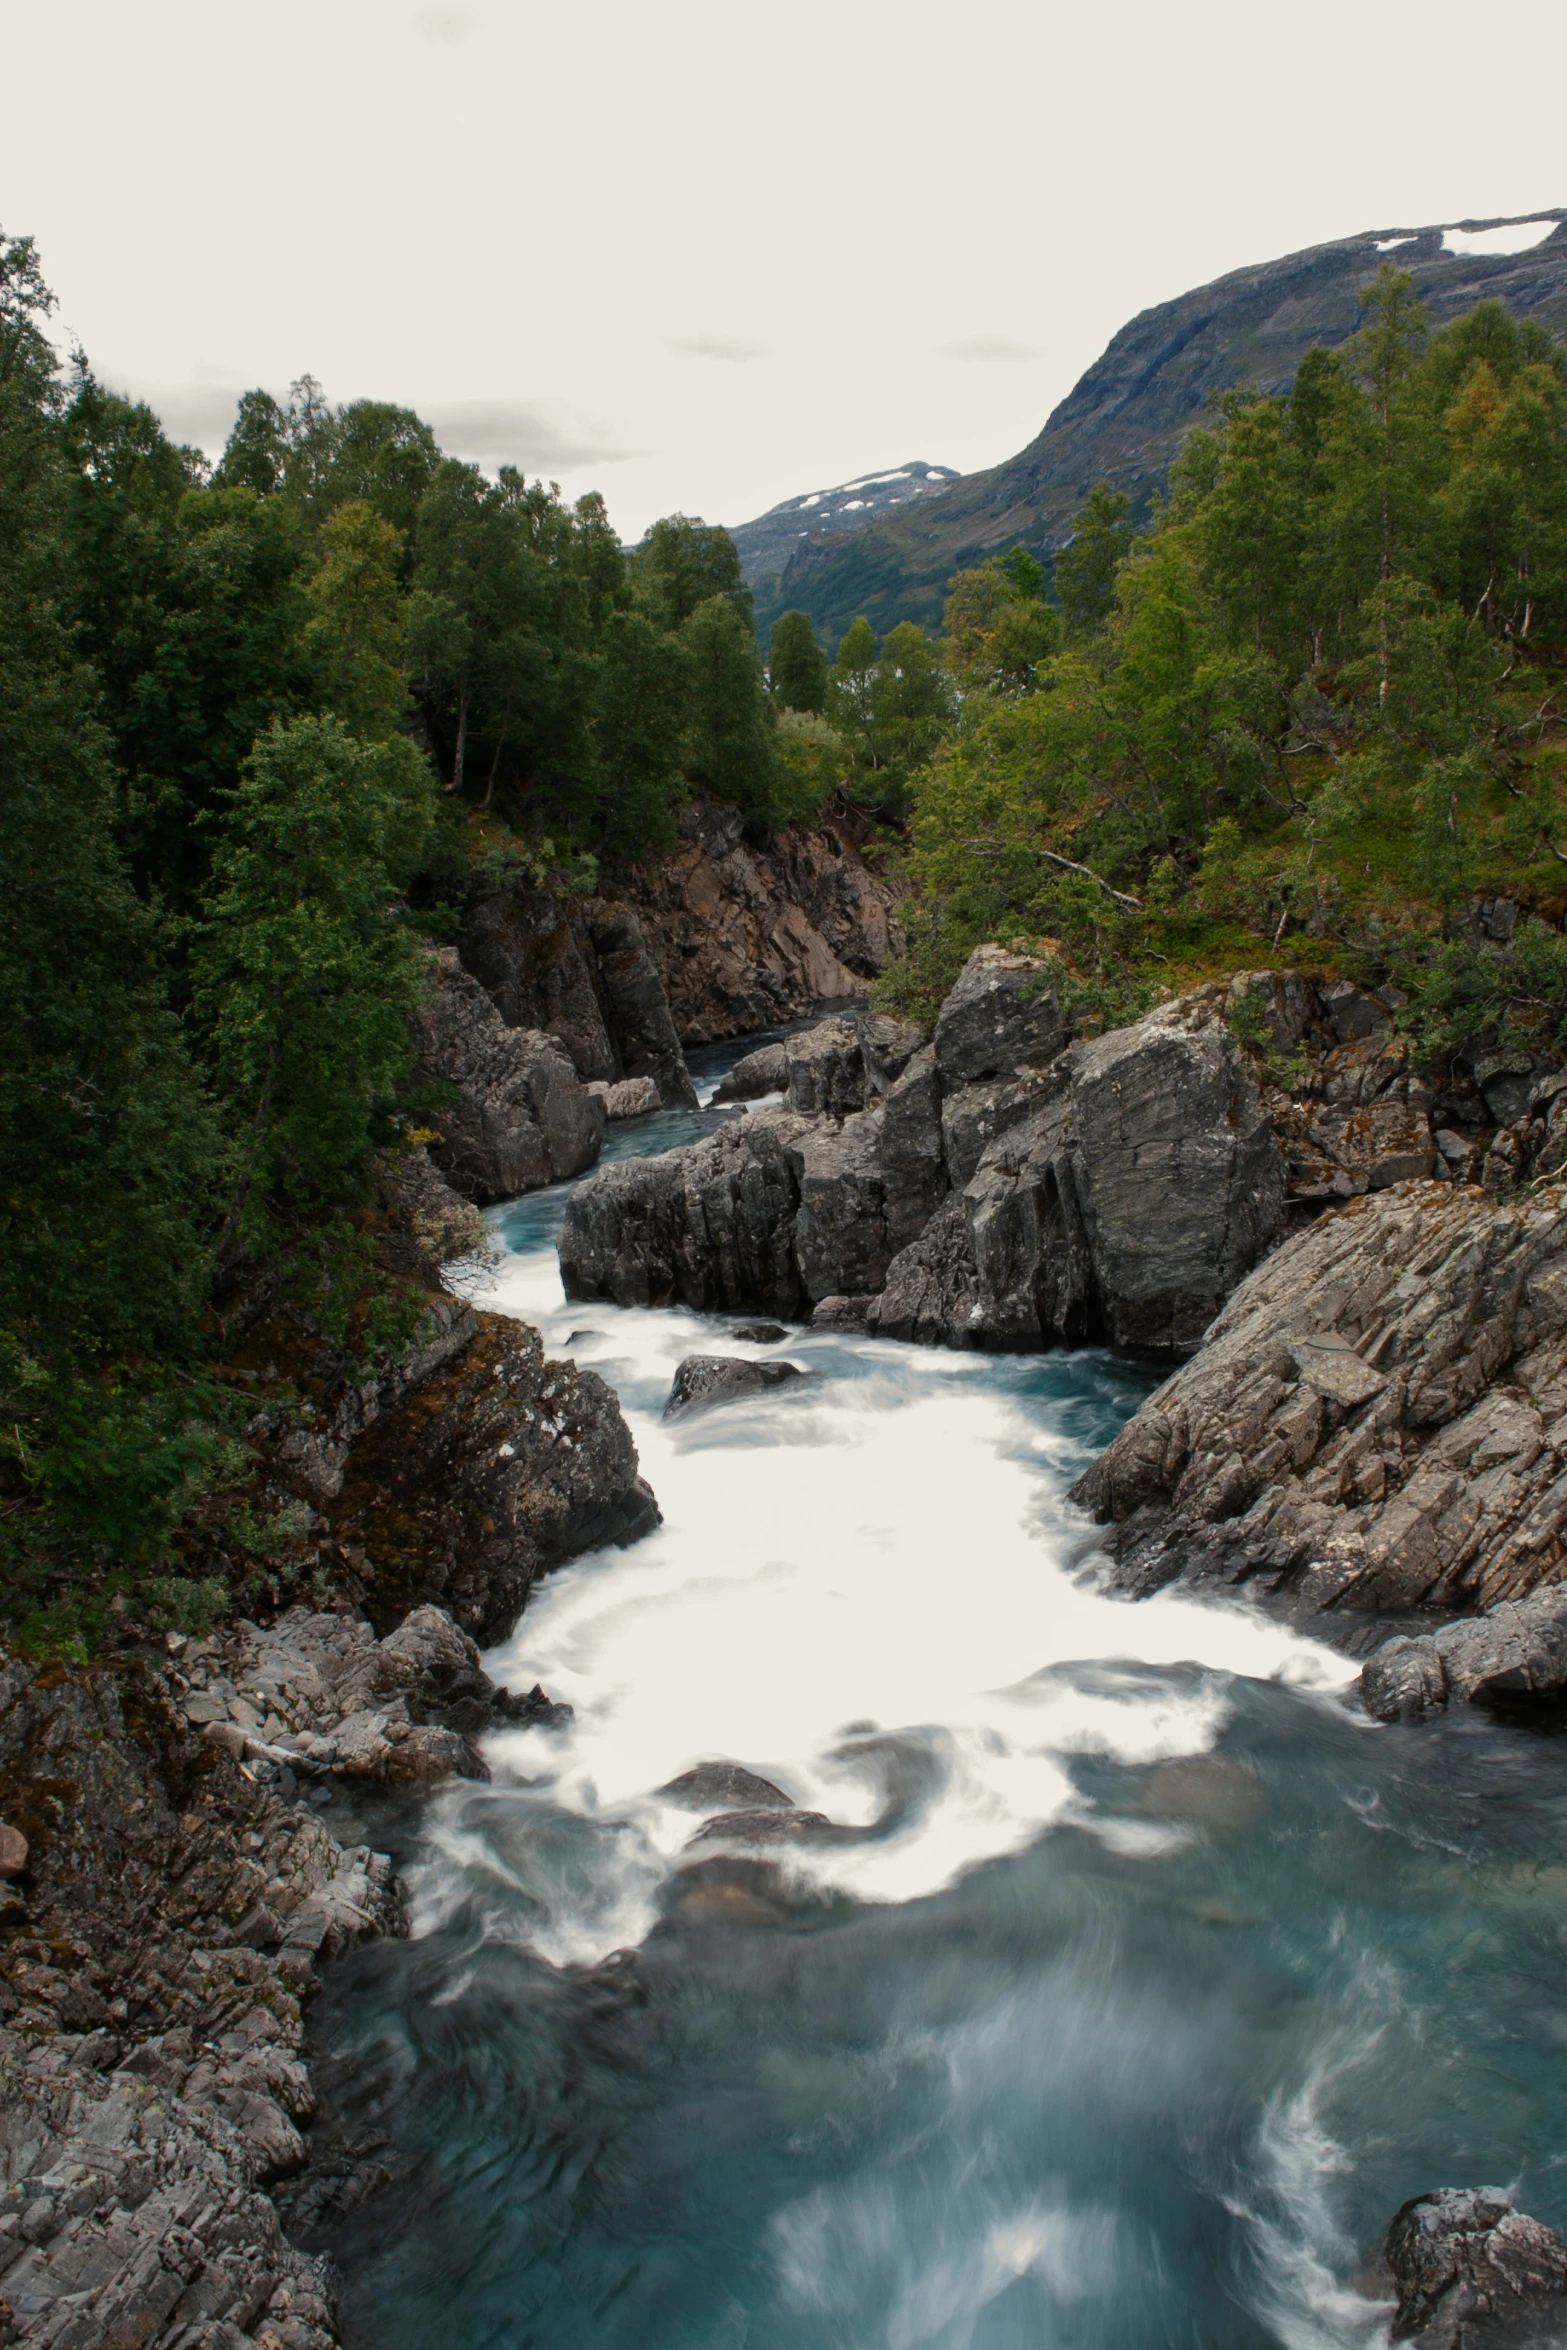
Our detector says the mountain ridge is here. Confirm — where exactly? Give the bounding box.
[751,210,1567,643]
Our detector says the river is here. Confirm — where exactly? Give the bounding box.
[298,1037,1567,2349]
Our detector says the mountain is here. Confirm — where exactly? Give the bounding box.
[757,211,1567,644]
[729,463,961,610]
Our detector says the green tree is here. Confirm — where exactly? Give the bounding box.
[679,593,777,820]
[867,622,952,810]
[1053,483,1133,635]
[768,609,829,711]
[306,498,408,737]
[0,234,219,1358]
[591,608,692,855]
[632,515,753,631]
[191,716,437,1230]
[942,556,1061,695]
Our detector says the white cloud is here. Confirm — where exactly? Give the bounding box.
[411,6,479,45]
[421,397,645,473]
[666,335,771,362]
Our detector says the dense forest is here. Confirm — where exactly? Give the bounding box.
[5,233,1567,1655]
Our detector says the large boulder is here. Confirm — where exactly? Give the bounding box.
[1382,2187,1567,2344]
[1072,1181,1567,1636]
[932,942,1075,1087]
[786,1016,867,1116]
[713,1040,788,1103]
[332,1313,660,1642]
[1068,995,1283,1349]
[408,949,604,1202]
[559,1110,810,1318]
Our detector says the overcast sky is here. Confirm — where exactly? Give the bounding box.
[6,0,1567,540]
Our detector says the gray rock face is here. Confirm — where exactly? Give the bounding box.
[459,883,619,1078]
[586,902,699,1108]
[1383,2187,1567,2345]
[663,1354,811,1419]
[625,796,906,1043]
[560,966,1286,1355]
[457,882,698,1108]
[786,1016,866,1116]
[933,943,1075,1087]
[408,950,604,1202]
[880,1045,948,1252]
[1072,1183,1567,1647]
[559,1110,809,1319]
[793,1109,894,1301]
[1070,998,1283,1349]
[964,1091,1096,1349]
[0,1647,406,2350]
[713,1041,788,1103]
[173,1603,530,1785]
[871,1195,979,1346]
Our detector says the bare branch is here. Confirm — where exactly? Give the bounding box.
[1038,850,1144,910]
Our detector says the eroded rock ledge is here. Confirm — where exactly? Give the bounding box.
[1071,1179,1567,1705]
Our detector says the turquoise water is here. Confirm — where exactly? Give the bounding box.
[299,1035,1567,2349]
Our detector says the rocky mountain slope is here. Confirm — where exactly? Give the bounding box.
[728,461,960,616]
[767,211,1567,638]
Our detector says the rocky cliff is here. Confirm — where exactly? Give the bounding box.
[456,801,905,1087]
[0,1155,659,2347]
[558,946,1288,1351]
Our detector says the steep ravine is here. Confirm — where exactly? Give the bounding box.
[9,990,1567,2348]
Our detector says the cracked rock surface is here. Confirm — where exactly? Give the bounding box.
[1071,1181,1567,1701]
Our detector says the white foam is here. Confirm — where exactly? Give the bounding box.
[1443,219,1557,258]
[423,1229,1355,1966]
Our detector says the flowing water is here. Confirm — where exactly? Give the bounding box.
[301,1037,1567,2350]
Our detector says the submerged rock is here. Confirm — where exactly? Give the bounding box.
[1382,2186,1567,2344]
[663,1354,812,1420]
[713,1040,788,1103]
[658,1763,794,1810]
[731,1321,790,1343]
[687,1807,832,1845]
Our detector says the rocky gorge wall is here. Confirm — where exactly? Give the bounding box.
[557,940,1567,1715]
[0,1155,658,2348]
